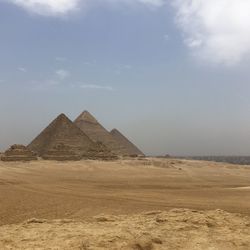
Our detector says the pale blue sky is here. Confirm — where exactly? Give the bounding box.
[1,0,250,156]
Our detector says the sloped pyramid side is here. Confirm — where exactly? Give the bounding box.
[28,114,96,156]
[110,129,145,156]
[74,111,127,155]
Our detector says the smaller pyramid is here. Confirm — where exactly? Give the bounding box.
[110,129,145,157]
[28,113,96,158]
[1,144,37,162]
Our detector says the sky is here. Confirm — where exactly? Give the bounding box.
[1,0,250,156]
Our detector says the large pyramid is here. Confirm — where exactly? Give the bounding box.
[74,111,127,155]
[110,129,144,156]
[28,113,96,158]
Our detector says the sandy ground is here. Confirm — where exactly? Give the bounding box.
[0,158,250,249]
[1,209,250,250]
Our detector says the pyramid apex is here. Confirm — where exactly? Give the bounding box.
[55,113,70,122]
[75,110,98,124]
[110,128,119,133]
[58,113,67,118]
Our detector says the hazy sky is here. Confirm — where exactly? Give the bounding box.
[1,0,250,156]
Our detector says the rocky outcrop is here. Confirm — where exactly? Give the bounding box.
[1,209,250,249]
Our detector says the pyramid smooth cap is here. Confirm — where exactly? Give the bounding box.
[111,128,119,133]
[57,113,68,119]
[52,113,71,124]
[75,111,98,124]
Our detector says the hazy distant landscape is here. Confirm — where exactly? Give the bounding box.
[181,156,250,166]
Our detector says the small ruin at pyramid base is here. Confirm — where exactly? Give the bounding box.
[1,145,37,162]
[83,142,118,161]
[41,143,82,161]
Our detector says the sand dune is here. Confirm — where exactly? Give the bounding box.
[0,158,250,249]
[231,186,250,190]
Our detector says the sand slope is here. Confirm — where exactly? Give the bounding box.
[0,158,250,249]
[1,158,250,226]
[0,209,250,250]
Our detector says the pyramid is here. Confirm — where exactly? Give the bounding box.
[28,113,96,158]
[1,144,37,161]
[74,111,127,155]
[110,129,145,157]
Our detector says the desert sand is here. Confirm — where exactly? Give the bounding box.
[0,158,250,249]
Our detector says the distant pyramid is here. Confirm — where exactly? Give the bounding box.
[28,113,96,158]
[110,129,144,156]
[74,111,127,155]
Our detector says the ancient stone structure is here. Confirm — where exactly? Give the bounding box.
[23,111,145,161]
[74,111,129,156]
[42,143,82,161]
[84,141,118,161]
[110,129,144,157]
[28,113,97,159]
[1,144,37,161]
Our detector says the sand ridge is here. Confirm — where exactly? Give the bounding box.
[0,208,250,250]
